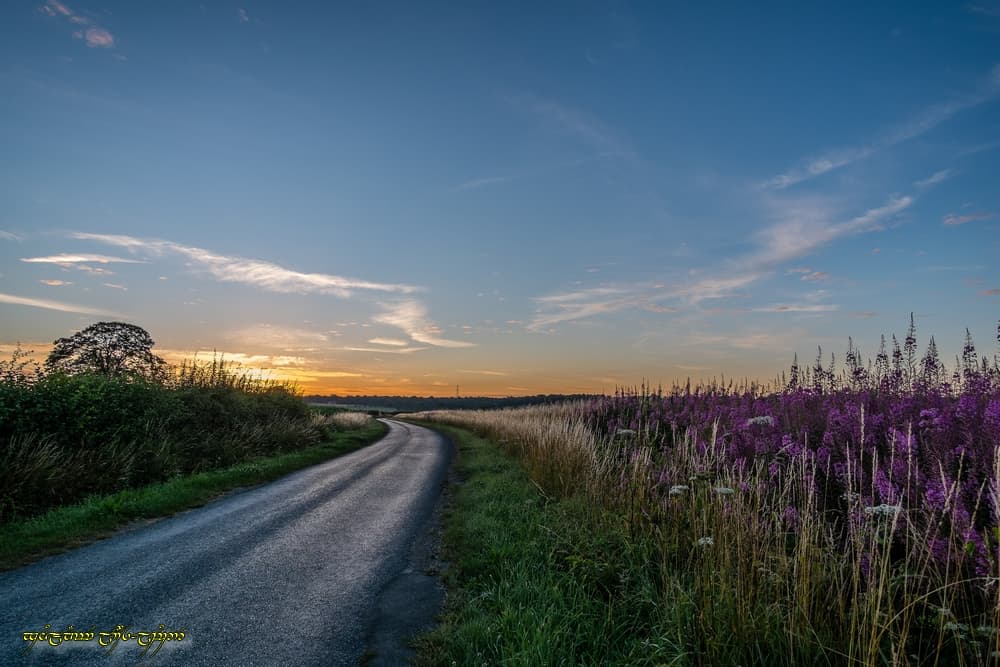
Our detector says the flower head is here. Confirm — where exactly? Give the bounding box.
[863,504,902,517]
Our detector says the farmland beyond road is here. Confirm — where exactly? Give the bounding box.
[0,419,451,666]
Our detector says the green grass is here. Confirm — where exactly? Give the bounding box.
[0,419,388,571]
[409,422,680,667]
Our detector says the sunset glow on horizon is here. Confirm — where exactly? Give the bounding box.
[2,2,998,396]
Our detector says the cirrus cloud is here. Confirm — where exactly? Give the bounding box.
[70,232,420,297]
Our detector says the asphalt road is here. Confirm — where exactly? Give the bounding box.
[0,419,452,666]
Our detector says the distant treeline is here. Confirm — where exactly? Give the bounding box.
[305,394,599,413]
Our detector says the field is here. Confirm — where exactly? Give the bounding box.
[412,323,1000,665]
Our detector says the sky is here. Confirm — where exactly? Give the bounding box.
[1,1,998,396]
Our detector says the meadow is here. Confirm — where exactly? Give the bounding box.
[412,320,1000,665]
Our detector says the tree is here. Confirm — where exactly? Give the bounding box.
[45,322,167,380]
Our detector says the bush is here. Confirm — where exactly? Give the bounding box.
[0,360,331,523]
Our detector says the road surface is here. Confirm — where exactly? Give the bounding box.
[0,419,451,666]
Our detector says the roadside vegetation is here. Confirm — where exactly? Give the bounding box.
[0,321,386,569]
[412,318,1000,665]
[410,423,675,665]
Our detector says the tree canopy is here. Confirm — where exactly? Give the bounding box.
[45,321,167,379]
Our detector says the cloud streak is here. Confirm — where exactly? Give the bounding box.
[752,303,839,313]
[367,337,409,346]
[22,253,145,265]
[39,0,117,48]
[374,301,476,348]
[529,194,910,330]
[0,292,120,317]
[227,325,330,351]
[71,232,420,297]
[943,212,995,226]
[762,65,1000,189]
[915,170,951,188]
[508,92,634,157]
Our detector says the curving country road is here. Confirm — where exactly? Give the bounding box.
[0,419,451,666]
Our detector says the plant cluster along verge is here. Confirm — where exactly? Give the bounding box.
[408,422,679,666]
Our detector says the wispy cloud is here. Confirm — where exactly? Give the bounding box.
[237,7,249,23]
[164,350,312,368]
[367,337,409,347]
[529,194,910,330]
[456,174,521,191]
[961,138,1000,155]
[0,291,120,317]
[39,1,116,48]
[748,195,912,267]
[915,169,952,188]
[786,267,830,281]
[455,155,603,192]
[102,282,127,290]
[752,303,838,313]
[0,230,23,241]
[508,92,634,157]
[343,346,428,354]
[39,0,72,17]
[529,287,637,330]
[943,211,995,225]
[39,279,72,286]
[458,369,509,376]
[71,232,420,297]
[79,27,114,48]
[227,324,330,351]
[22,253,145,265]
[980,288,1000,296]
[762,65,1000,189]
[679,328,810,351]
[374,301,476,348]
[967,4,1000,18]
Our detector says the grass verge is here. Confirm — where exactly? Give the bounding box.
[0,419,388,571]
[409,422,677,666]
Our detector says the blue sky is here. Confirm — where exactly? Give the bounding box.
[1,1,998,395]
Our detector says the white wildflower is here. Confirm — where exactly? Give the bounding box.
[615,428,636,437]
[668,485,689,496]
[745,415,774,427]
[863,504,902,517]
[713,486,735,496]
[697,536,714,546]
